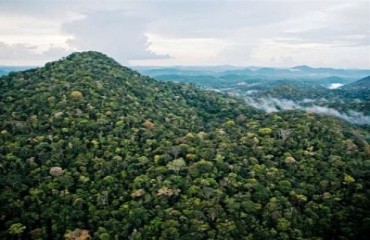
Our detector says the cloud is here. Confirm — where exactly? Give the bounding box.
[136,0,370,67]
[247,39,369,68]
[277,1,369,47]
[0,41,72,65]
[61,10,169,64]
[0,0,368,67]
[244,96,370,125]
[327,83,344,89]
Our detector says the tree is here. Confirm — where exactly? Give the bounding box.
[166,158,186,174]
[258,128,272,136]
[64,229,91,240]
[143,120,154,129]
[9,223,26,239]
[70,91,83,101]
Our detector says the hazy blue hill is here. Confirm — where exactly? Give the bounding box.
[291,66,370,79]
[340,76,370,112]
[319,76,348,84]
[138,65,370,86]
[222,68,254,75]
[255,67,292,75]
[135,66,243,78]
[291,65,313,71]
[135,68,186,77]
[342,76,370,91]
[0,66,33,76]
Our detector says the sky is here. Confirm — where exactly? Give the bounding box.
[0,0,369,68]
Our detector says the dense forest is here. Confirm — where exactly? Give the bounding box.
[139,66,370,118]
[1,51,370,239]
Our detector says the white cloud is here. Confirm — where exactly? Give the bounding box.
[245,39,370,68]
[0,41,72,65]
[244,96,370,125]
[0,0,368,67]
[328,83,344,89]
[131,34,229,65]
[61,10,169,64]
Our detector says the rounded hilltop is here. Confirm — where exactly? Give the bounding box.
[44,51,134,78]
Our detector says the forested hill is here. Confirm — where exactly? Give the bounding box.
[1,51,370,239]
[342,76,370,91]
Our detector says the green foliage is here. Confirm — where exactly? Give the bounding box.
[70,91,83,101]
[166,158,186,174]
[0,51,369,239]
[8,223,26,235]
[343,174,356,184]
[258,127,272,136]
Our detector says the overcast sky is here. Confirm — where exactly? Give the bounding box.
[0,0,369,68]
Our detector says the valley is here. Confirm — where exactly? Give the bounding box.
[137,66,370,126]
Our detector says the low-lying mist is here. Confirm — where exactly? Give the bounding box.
[245,97,370,125]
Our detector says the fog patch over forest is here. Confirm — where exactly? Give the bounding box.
[327,83,344,89]
[244,96,370,125]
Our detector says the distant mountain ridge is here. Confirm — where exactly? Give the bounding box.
[0,66,33,76]
[137,65,370,79]
[2,64,368,80]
